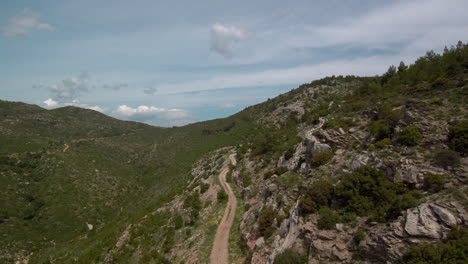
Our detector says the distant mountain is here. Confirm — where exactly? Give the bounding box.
[1,42,467,263]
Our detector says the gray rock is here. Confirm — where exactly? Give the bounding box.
[255,237,265,248]
[430,204,457,226]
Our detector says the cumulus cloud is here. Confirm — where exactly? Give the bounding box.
[3,8,54,37]
[113,105,191,126]
[210,23,250,58]
[42,98,106,113]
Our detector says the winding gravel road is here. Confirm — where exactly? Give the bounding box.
[210,154,237,264]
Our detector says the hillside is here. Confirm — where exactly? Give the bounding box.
[1,42,467,264]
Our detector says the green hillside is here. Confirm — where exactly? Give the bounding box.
[1,41,467,263]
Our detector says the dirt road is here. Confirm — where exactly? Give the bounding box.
[210,154,237,264]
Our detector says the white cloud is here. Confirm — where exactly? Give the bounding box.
[113,105,191,125]
[43,98,58,107]
[210,23,250,58]
[3,8,54,37]
[41,98,106,113]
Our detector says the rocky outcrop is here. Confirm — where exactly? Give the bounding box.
[360,201,465,263]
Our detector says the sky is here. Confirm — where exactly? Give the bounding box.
[1,0,467,126]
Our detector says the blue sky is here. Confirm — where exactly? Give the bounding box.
[1,0,467,126]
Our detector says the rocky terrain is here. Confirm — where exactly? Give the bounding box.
[1,43,467,263]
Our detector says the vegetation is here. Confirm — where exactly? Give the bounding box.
[403,226,468,264]
[448,120,468,154]
[310,151,334,167]
[336,166,422,222]
[274,249,308,264]
[258,206,277,238]
[318,207,340,230]
[432,149,461,169]
[399,126,423,146]
[424,174,448,193]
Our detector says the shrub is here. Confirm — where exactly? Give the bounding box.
[258,206,277,237]
[275,166,289,175]
[173,214,184,229]
[318,207,340,230]
[424,174,448,192]
[369,120,391,141]
[399,126,423,146]
[308,179,334,207]
[403,226,468,264]
[311,151,334,167]
[375,138,392,148]
[299,196,317,215]
[353,229,366,245]
[448,120,468,154]
[217,190,228,202]
[433,150,461,169]
[336,166,422,221]
[200,183,210,193]
[274,249,308,264]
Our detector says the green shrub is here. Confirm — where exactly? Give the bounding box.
[173,214,184,229]
[200,183,210,193]
[299,196,317,215]
[274,249,308,264]
[375,138,392,148]
[308,179,334,208]
[275,166,289,175]
[217,190,228,202]
[353,229,366,245]
[258,206,277,237]
[369,120,391,141]
[399,126,423,146]
[318,207,340,230]
[336,166,422,221]
[403,226,468,264]
[423,174,448,192]
[311,151,334,167]
[448,120,468,154]
[433,150,461,169]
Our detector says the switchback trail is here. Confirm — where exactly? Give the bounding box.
[210,154,237,264]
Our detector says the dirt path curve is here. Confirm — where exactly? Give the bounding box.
[210,153,237,264]
[63,143,69,152]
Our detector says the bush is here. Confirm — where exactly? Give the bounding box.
[433,150,461,169]
[173,214,184,229]
[308,179,334,207]
[258,206,277,237]
[403,226,468,264]
[375,138,392,148]
[200,183,210,193]
[369,120,391,141]
[399,126,423,146]
[448,120,468,154]
[424,174,448,193]
[217,190,228,202]
[353,229,366,245]
[275,166,289,175]
[299,196,317,215]
[318,207,340,230]
[311,151,334,167]
[274,249,308,264]
[336,166,422,221]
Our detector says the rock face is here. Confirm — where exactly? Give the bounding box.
[268,201,302,264]
[360,201,465,263]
